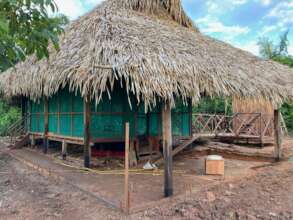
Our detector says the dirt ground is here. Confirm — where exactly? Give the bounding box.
[0,139,293,219]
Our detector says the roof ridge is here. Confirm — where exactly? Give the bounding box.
[118,0,197,30]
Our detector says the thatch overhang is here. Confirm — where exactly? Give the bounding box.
[0,0,292,108]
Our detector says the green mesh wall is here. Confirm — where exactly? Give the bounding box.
[48,88,84,137]
[28,87,191,140]
[172,101,190,137]
[29,99,44,133]
[90,87,136,139]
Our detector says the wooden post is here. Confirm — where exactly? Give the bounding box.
[30,135,35,147]
[43,98,49,154]
[62,140,68,160]
[274,109,282,161]
[21,96,26,130]
[83,96,91,168]
[188,98,193,137]
[162,101,173,197]
[124,122,130,214]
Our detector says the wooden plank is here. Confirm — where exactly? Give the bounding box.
[124,122,130,214]
[274,109,282,161]
[162,101,173,197]
[83,96,91,168]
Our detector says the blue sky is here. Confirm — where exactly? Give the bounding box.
[54,0,293,56]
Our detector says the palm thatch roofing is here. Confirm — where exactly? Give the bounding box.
[0,0,293,108]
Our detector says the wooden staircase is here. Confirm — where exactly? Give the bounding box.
[153,135,201,165]
[5,115,30,148]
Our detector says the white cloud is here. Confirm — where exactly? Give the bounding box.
[234,41,260,56]
[267,1,293,27]
[258,0,272,6]
[85,0,105,6]
[196,16,250,40]
[289,46,293,56]
[233,0,248,5]
[260,25,278,35]
[54,0,104,20]
[205,0,248,14]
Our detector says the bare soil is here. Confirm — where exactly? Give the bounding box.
[0,139,293,219]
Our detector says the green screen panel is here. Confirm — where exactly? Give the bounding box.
[59,90,72,113]
[72,114,83,137]
[171,113,190,137]
[60,115,71,136]
[48,114,58,134]
[39,113,44,133]
[73,95,83,113]
[182,113,190,136]
[49,95,59,113]
[31,115,39,132]
[137,116,147,136]
[149,114,160,136]
[91,115,124,139]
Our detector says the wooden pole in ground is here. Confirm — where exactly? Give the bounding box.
[83,96,91,168]
[274,109,282,161]
[124,122,130,214]
[62,140,68,160]
[162,101,173,197]
[43,98,49,154]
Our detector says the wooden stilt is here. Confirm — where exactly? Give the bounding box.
[30,135,35,147]
[188,98,193,137]
[43,98,49,154]
[124,122,130,214]
[162,101,173,197]
[83,96,91,168]
[62,140,68,160]
[274,109,282,161]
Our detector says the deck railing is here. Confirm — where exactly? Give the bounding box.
[191,113,276,138]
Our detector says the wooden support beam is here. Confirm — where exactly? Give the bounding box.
[188,98,193,137]
[30,135,36,147]
[274,109,282,161]
[124,122,130,214]
[83,96,91,168]
[162,101,173,197]
[62,140,68,160]
[43,98,49,154]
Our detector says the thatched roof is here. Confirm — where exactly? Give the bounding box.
[0,0,293,108]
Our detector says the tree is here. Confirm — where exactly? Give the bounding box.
[0,0,68,72]
[258,30,290,58]
[0,0,68,136]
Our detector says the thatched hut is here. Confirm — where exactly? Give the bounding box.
[0,0,293,197]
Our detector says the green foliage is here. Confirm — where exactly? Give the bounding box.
[0,0,68,72]
[272,56,293,68]
[193,97,232,115]
[281,103,293,132]
[0,100,21,136]
[258,30,290,59]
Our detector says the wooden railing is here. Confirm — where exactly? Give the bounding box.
[192,113,276,138]
[6,114,29,144]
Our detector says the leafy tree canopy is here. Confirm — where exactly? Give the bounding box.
[0,0,68,72]
[258,30,293,67]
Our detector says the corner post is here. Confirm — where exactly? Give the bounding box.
[83,95,91,168]
[274,109,282,161]
[43,97,49,154]
[162,101,173,197]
